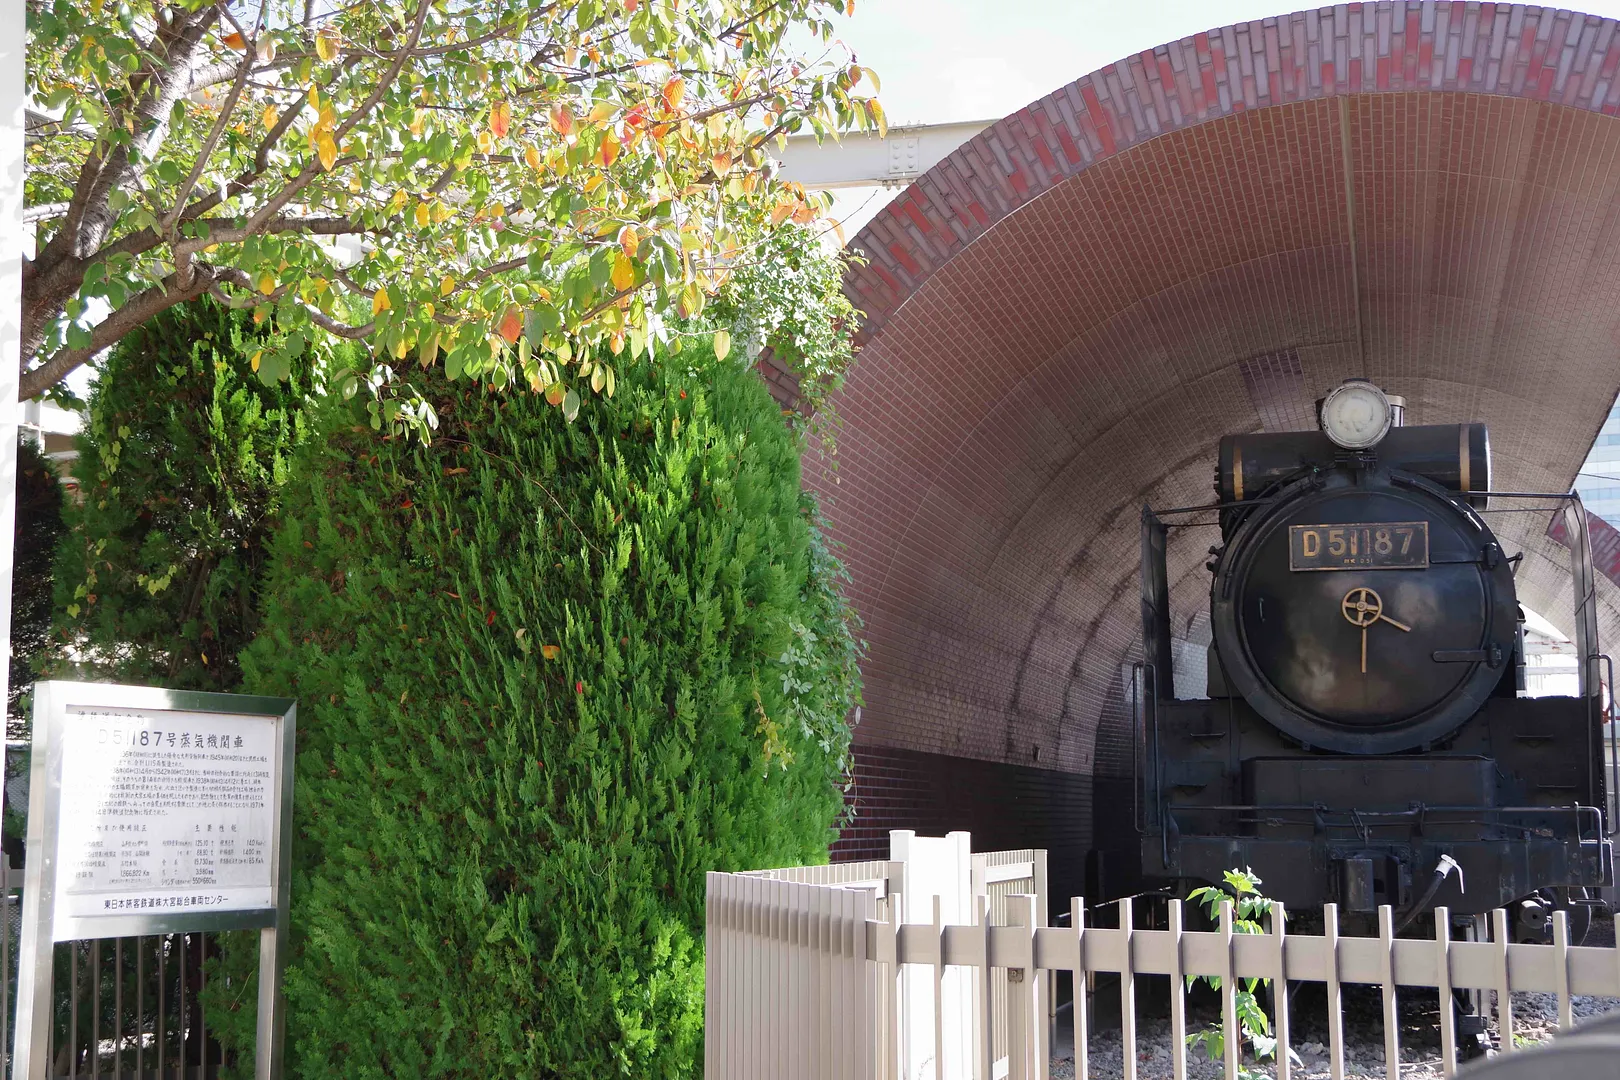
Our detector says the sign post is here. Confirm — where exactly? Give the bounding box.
[12,681,296,1079]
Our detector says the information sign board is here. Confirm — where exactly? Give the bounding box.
[13,682,295,1079]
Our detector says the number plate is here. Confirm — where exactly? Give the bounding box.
[1288,522,1429,571]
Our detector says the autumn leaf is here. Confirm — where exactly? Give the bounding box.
[315,131,337,171]
[249,350,262,372]
[549,105,574,139]
[315,27,340,61]
[599,127,621,166]
[618,224,639,259]
[661,76,685,114]
[440,274,456,297]
[256,36,277,63]
[372,288,392,316]
[541,645,560,660]
[489,100,511,139]
[524,146,542,171]
[257,272,276,295]
[713,329,731,361]
[414,201,431,228]
[497,306,522,343]
[222,30,246,51]
[545,382,566,406]
[611,252,635,291]
[587,100,615,125]
[261,105,277,130]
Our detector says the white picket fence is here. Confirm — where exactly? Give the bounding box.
[705,831,1620,1080]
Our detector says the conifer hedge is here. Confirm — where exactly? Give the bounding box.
[219,347,860,1077]
[53,298,316,692]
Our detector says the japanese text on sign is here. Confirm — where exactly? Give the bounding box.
[56,706,279,919]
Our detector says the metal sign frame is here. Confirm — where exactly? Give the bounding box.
[12,681,296,1079]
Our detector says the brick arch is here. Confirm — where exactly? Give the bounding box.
[845,3,1620,344]
[814,5,1620,893]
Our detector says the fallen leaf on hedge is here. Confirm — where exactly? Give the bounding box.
[541,645,560,660]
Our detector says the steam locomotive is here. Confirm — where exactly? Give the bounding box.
[1138,380,1612,942]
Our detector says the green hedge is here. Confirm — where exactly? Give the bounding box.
[52,298,314,692]
[217,348,859,1077]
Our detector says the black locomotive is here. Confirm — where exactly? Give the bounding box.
[1138,380,1612,940]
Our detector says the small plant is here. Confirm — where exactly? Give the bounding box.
[1185,869,1301,1077]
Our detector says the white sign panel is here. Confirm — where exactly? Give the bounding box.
[55,704,279,925]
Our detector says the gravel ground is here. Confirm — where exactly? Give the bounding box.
[1049,913,1620,1079]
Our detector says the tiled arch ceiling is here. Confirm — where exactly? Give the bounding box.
[806,3,1620,783]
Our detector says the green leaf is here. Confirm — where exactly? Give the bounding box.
[562,389,580,422]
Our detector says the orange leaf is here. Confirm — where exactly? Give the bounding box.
[599,127,621,166]
[661,76,685,114]
[541,644,561,660]
[545,382,566,406]
[489,100,511,139]
[624,103,649,129]
[624,0,638,10]
[524,145,542,171]
[770,199,795,225]
[711,151,731,174]
[549,105,574,138]
[618,224,639,259]
[497,306,522,343]
[222,30,246,51]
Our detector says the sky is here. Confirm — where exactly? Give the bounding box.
[813,0,1620,235]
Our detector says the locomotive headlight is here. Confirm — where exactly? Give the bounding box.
[1320,379,1393,450]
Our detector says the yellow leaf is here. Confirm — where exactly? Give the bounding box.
[250,350,262,371]
[308,85,319,109]
[388,189,408,213]
[525,146,542,171]
[611,252,635,291]
[261,105,278,130]
[587,100,615,125]
[316,28,339,62]
[432,201,454,224]
[257,272,276,295]
[392,337,408,358]
[583,175,606,194]
[414,200,431,228]
[372,288,391,316]
[713,329,731,361]
[420,333,440,367]
[541,644,560,660]
[591,365,605,393]
[618,224,639,259]
[489,100,511,139]
[440,274,456,297]
[315,131,337,171]
[222,31,246,51]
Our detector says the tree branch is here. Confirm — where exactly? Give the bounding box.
[20,264,219,400]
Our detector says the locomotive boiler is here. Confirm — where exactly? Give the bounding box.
[1138,380,1612,940]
